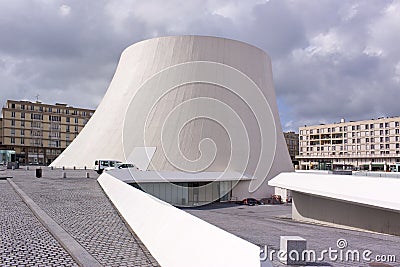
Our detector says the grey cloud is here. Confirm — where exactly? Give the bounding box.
[0,0,399,132]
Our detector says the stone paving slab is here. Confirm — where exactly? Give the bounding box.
[185,203,400,267]
[0,180,78,267]
[8,179,102,267]
[2,169,159,267]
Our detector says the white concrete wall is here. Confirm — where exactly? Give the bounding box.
[98,173,264,267]
[52,35,293,198]
[292,191,400,236]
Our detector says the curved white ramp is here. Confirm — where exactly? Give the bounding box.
[98,173,268,267]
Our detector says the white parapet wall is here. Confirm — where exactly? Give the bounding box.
[98,173,266,267]
[269,172,400,235]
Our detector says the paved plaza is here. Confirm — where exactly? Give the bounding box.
[185,203,400,267]
[0,168,158,267]
[1,168,400,267]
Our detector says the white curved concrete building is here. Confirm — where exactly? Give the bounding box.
[51,36,293,199]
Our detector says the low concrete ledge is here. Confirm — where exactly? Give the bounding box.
[98,173,264,267]
[8,179,101,267]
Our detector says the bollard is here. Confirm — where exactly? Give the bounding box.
[62,166,65,170]
[36,168,42,178]
[86,172,90,178]
[51,166,53,170]
[62,172,67,178]
[84,166,87,170]
[73,166,76,170]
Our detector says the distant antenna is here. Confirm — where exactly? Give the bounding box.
[35,94,40,102]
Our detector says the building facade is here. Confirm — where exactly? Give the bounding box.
[51,35,294,200]
[0,100,94,165]
[283,131,299,166]
[297,117,400,171]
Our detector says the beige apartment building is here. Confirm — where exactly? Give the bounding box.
[283,131,299,166]
[297,117,400,171]
[0,100,94,165]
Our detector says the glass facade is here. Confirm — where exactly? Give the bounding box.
[130,181,234,207]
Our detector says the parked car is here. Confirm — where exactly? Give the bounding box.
[104,163,136,171]
[94,160,122,174]
[238,198,261,206]
[260,195,283,205]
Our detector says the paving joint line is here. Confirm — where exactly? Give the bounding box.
[7,178,102,267]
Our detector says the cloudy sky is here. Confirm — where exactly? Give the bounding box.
[1,0,399,131]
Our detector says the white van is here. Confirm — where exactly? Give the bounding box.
[94,160,121,174]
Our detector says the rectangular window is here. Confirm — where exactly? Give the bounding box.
[10,137,15,144]
[21,129,24,135]
[21,104,25,110]
[32,113,43,120]
[396,129,400,134]
[66,117,70,123]
[21,112,25,119]
[21,121,25,127]
[396,122,400,127]
[11,120,15,126]
[20,138,24,145]
[74,118,78,124]
[385,122,389,128]
[11,111,15,117]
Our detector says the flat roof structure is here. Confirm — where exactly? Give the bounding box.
[269,172,400,235]
[106,169,253,183]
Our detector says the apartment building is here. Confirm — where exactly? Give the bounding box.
[283,131,299,166]
[0,100,94,165]
[297,117,400,171]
